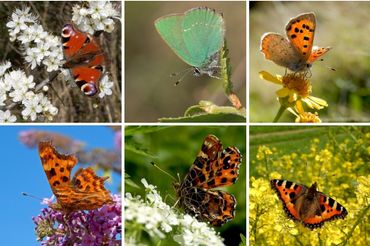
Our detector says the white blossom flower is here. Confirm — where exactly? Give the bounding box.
[48,105,58,116]
[0,90,7,106]
[3,70,21,86]
[17,27,35,44]
[36,42,51,60]
[14,7,34,22]
[43,56,60,72]
[0,110,17,123]
[24,48,41,69]
[89,2,107,20]
[21,93,42,121]
[9,86,28,102]
[0,61,11,77]
[38,93,58,116]
[72,1,119,34]
[7,8,63,73]
[32,24,48,43]
[98,75,114,98]
[0,77,12,92]
[6,13,28,36]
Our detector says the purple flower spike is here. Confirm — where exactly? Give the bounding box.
[33,194,121,245]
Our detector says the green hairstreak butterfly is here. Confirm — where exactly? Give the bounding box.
[154,7,225,78]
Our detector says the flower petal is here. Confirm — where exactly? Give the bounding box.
[276,88,289,97]
[308,96,328,107]
[259,71,282,84]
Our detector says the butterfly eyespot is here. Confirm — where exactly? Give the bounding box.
[81,83,98,96]
[62,24,74,37]
[62,24,106,97]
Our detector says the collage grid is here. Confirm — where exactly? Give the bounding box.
[0,1,369,246]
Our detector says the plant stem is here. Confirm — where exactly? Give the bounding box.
[273,105,286,123]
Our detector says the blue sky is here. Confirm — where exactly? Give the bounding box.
[0,126,121,245]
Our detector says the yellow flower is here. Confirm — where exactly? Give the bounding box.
[259,71,328,110]
[288,100,321,123]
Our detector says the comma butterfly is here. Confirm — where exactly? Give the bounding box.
[271,179,348,229]
[261,12,331,72]
[38,141,113,213]
[174,134,242,226]
[62,24,106,97]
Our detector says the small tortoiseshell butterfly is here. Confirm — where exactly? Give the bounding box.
[174,134,242,226]
[271,179,348,229]
[62,24,106,97]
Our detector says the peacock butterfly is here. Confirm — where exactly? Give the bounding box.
[271,179,348,229]
[61,24,105,97]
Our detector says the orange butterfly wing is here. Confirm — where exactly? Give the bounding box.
[271,179,347,229]
[303,192,348,226]
[308,46,332,63]
[285,13,316,61]
[38,141,113,213]
[176,135,242,226]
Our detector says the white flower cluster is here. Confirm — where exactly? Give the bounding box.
[0,61,58,122]
[173,215,225,246]
[72,1,120,34]
[125,178,225,246]
[6,7,64,72]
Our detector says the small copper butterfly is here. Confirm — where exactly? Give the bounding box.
[260,12,331,72]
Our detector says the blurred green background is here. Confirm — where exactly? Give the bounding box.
[250,1,370,122]
[125,126,246,245]
[250,126,367,170]
[125,1,246,122]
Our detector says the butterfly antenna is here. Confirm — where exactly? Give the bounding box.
[170,67,193,86]
[150,161,177,181]
[319,58,336,72]
[22,192,43,201]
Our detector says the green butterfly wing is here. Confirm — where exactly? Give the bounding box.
[182,7,225,68]
[155,14,194,66]
[155,7,224,68]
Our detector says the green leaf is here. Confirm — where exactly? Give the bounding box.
[125,142,157,159]
[124,173,141,189]
[125,126,170,136]
[239,233,246,246]
[159,100,246,122]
